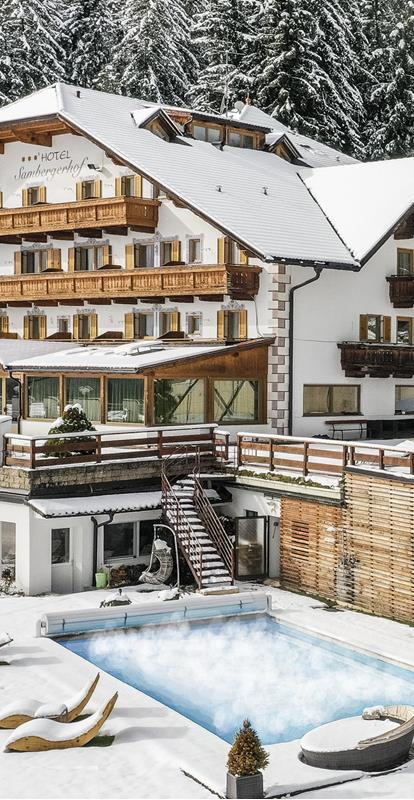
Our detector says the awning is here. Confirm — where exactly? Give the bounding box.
[28,491,162,518]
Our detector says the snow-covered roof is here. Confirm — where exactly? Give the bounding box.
[9,341,237,372]
[0,82,357,269]
[0,340,77,370]
[304,158,414,263]
[28,491,162,517]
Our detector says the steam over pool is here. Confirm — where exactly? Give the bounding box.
[60,616,414,744]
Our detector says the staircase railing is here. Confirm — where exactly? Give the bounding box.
[193,476,235,583]
[161,470,204,589]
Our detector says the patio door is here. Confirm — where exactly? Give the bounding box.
[234,516,267,580]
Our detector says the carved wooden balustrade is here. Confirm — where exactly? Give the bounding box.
[338,341,414,377]
[0,264,261,303]
[0,196,159,240]
[387,276,414,308]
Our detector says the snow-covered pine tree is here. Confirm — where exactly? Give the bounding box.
[187,0,255,112]
[64,0,119,89]
[0,0,67,104]
[108,0,198,105]
[366,0,414,158]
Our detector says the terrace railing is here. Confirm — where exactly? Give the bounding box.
[3,424,219,469]
[236,432,414,477]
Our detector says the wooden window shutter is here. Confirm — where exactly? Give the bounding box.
[217,310,227,339]
[125,244,135,270]
[383,316,392,343]
[23,316,30,339]
[76,182,83,202]
[73,314,80,340]
[0,191,3,209]
[68,248,75,272]
[172,240,181,262]
[47,249,61,271]
[124,312,135,339]
[134,175,143,197]
[239,248,249,265]
[90,313,98,339]
[171,311,180,332]
[14,252,22,275]
[93,180,102,198]
[239,309,248,339]
[0,316,9,334]
[115,177,123,197]
[217,236,230,264]
[22,189,29,207]
[359,314,368,341]
[39,316,47,340]
[39,186,47,203]
[102,245,112,266]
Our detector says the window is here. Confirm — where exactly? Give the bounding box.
[23,186,46,206]
[217,309,247,340]
[21,250,48,274]
[139,519,157,556]
[214,380,259,422]
[57,317,70,335]
[192,124,222,143]
[117,175,142,197]
[27,376,60,419]
[155,379,205,424]
[159,311,181,336]
[359,314,391,343]
[397,249,413,276]
[73,313,98,340]
[72,245,111,271]
[160,240,181,265]
[0,315,9,335]
[396,386,414,414]
[217,236,249,265]
[303,385,360,416]
[80,180,96,200]
[65,377,101,420]
[104,521,135,561]
[0,522,15,578]
[148,119,171,141]
[23,314,47,340]
[186,312,202,336]
[245,510,258,518]
[396,317,412,344]
[51,528,70,565]
[107,378,144,423]
[136,312,154,338]
[188,238,201,263]
[227,130,255,149]
[135,244,155,268]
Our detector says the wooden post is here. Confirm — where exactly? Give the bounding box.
[378,447,384,471]
[29,438,36,469]
[270,438,275,472]
[95,433,102,464]
[303,442,309,477]
[158,429,163,459]
[410,453,414,475]
[236,434,242,467]
[342,445,348,472]
[349,445,355,466]
[268,437,273,471]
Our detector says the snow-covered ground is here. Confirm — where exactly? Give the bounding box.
[1,585,414,798]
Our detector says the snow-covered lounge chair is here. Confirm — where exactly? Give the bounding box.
[4,692,118,752]
[0,633,12,649]
[0,673,100,729]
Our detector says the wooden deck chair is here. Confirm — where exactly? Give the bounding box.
[0,673,100,728]
[4,693,118,752]
[0,633,12,649]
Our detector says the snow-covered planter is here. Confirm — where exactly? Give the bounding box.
[44,404,96,458]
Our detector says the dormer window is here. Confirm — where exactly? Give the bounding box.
[193,124,222,143]
[228,130,255,149]
[148,119,171,141]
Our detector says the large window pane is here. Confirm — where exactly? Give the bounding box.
[396,386,414,413]
[51,528,70,564]
[331,386,360,414]
[155,379,205,424]
[104,522,134,561]
[107,378,144,423]
[304,385,359,415]
[27,376,59,419]
[397,250,413,276]
[214,380,259,422]
[65,377,101,420]
[303,385,330,415]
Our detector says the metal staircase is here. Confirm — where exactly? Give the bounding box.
[161,470,235,591]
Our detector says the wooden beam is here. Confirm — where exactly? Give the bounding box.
[51,232,75,241]
[103,227,129,236]
[22,234,48,243]
[0,143,4,155]
[6,301,32,307]
[12,130,52,147]
[58,300,84,306]
[168,296,194,303]
[74,229,102,239]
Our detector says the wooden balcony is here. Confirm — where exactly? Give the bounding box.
[0,264,261,304]
[0,197,159,241]
[338,341,414,377]
[386,275,414,307]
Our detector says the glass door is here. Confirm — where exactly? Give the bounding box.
[234,516,267,580]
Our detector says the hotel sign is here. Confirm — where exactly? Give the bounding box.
[14,149,89,182]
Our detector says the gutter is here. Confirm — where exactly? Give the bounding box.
[288,267,323,435]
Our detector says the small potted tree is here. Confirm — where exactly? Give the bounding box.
[46,403,96,458]
[226,719,269,799]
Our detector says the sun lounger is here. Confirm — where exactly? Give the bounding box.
[0,633,12,649]
[0,673,100,728]
[4,692,118,752]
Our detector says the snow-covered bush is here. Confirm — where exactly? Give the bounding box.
[46,404,96,458]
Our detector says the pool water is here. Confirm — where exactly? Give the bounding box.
[58,615,414,744]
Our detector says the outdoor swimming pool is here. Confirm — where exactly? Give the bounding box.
[58,615,414,745]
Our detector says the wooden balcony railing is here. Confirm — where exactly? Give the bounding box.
[236,432,414,476]
[0,264,261,303]
[386,275,414,307]
[0,196,159,239]
[338,341,414,377]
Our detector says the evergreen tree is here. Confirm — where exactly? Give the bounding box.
[48,404,96,458]
[109,0,198,105]
[0,0,67,104]
[64,0,119,89]
[187,0,255,112]
[227,719,269,777]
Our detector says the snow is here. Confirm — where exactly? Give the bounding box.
[301,716,398,753]
[0,586,413,796]
[28,491,162,518]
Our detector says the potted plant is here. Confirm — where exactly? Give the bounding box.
[45,403,96,458]
[95,566,108,589]
[226,719,269,799]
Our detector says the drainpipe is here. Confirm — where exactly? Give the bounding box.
[91,512,114,579]
[288,267,323,435]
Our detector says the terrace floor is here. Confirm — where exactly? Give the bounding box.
[1,586,414,799]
